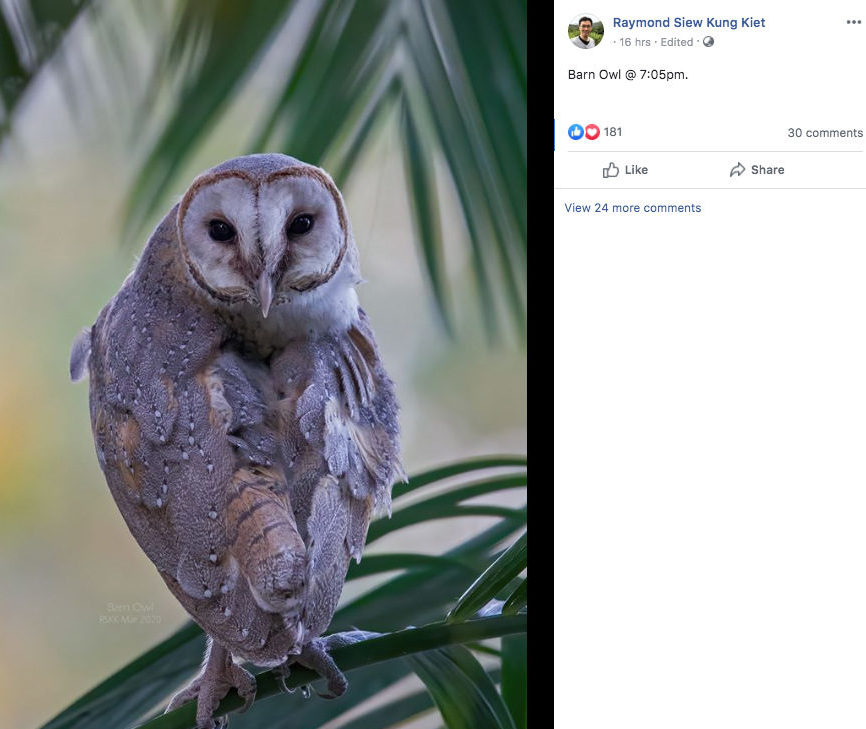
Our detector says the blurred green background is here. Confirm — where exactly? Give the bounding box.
[0,1,525,727]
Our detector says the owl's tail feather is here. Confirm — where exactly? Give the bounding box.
[69,327,92,382]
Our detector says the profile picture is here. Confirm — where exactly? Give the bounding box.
[569,14,604,49]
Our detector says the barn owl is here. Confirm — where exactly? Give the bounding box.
[70,154,403,729]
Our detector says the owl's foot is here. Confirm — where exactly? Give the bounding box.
[165,639,256,729]
[288,632,377,699]
[293,637,348,699]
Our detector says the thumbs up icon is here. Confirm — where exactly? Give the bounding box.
[602,162,619,178]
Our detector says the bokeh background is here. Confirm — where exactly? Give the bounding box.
[0,2,525,727]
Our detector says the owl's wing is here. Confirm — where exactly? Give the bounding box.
[90,300,309,652]
[69,327,91,382]
[272,309,402,637]
[88,270,236,590]
[86,220,295,651]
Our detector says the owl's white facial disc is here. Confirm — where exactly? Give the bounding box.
[178,174,260,302]
[177,165,353,319]
[258,168,348,301]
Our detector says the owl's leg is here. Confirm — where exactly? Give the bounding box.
[165,638,257,729]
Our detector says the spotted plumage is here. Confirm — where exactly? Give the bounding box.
[71,154,403,729]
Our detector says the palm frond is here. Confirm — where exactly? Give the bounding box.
[501,635,527,729]
[0,0,92,133]
[39,456,527,729]
[141,616,526,729]
[407,644,517,729]
[0,0,525,339]
[124,0,295,238]
[448,531,526,622]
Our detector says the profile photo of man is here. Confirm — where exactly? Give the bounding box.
[569,15,604,49]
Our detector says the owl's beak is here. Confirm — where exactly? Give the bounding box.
[256,273,274,318]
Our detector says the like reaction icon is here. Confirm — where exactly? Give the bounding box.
[602,162,619,178]
[568,124,584,140]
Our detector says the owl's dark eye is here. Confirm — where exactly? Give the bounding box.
[287,214,314,236]
[208,219,236,242]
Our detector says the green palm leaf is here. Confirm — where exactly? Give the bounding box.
[501,635,527,729]
[407,644,517,729]
[140,616,526,729]
[0,0,526,338]
[0,0,92,133]
[448,531,526,621]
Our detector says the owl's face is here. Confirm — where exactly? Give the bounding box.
[177,164,349,317]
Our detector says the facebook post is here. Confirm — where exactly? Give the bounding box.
[555,2,865,726]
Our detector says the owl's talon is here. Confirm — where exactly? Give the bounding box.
[165,640,255,727]
[272,663,293,694]
[230,662,257,714]
[165,678,203,713]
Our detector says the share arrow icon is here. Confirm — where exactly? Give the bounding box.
[730,162,745,177]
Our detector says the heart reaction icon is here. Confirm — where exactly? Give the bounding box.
[585,124,601,140]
